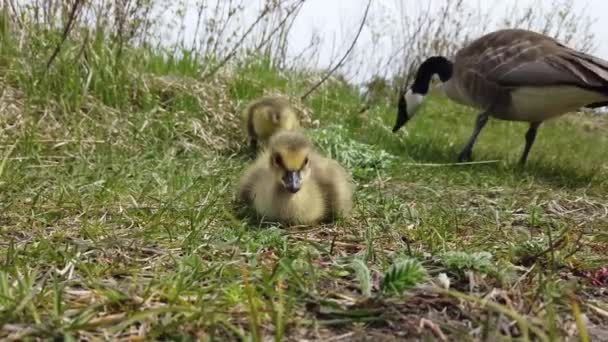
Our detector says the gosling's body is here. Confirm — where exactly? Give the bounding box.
[394,29,608,164]
[243,96,301,151]
[238,132,353,225]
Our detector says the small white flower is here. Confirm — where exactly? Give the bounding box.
[437,273,450,289]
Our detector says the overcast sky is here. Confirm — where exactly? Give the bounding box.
[173,0,608,83]
[286,0,608,81]
[290,0,608,57]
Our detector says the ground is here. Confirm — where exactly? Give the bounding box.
[1,50,607,341]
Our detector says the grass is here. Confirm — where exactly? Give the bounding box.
[1,27,608,341]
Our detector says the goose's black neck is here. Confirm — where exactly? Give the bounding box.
[411,56,453,95]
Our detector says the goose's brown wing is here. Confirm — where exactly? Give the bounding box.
[458,29,608,92]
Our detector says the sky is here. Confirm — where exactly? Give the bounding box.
[171,0,608,83]
[289,0,608,55]
[285,0,608,81]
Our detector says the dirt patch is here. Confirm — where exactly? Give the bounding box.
[0,78,26,140]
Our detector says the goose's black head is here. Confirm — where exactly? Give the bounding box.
[393,56,453,133]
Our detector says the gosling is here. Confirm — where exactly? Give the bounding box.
[242,95,301,152]
[238,131,353,225]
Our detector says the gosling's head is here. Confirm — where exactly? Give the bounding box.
[267,100,297,128]
[268,131,313,194]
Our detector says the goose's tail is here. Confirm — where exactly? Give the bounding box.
[569,51,608,108]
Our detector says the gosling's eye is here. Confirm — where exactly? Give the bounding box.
[273,154,283,167]
[303,157,309,167]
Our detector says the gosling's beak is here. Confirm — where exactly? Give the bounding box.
[392,91,409,132]
[282,171,301,193]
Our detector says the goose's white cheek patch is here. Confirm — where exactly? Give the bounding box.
[405,89,425,118]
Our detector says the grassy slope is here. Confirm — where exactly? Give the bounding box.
[1,35,608,340]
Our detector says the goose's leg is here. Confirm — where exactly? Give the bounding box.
[519,121,541,165]
[458,111,489,162]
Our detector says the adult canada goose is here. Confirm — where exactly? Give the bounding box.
[393,29,608,164]
[242,95,301,152]
[238,131,353,225]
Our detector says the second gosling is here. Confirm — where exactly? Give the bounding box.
[242,95,301,152]
[238,131,353,225]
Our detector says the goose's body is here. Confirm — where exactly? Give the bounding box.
[238,131,353,225]
[394,29,608,164]
[243,96,301,152]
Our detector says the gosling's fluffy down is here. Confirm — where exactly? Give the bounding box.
[238,131,353,225]
[242,95,301,151]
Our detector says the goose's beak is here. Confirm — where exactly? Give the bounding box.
[392,92,409,132]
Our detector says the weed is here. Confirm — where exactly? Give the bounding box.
[380,258,427,296]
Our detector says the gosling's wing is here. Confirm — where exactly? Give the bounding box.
[237,153,270,203]
[312,156,353,219]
